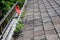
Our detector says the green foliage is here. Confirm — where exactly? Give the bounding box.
[19,4,23,9]
[0,0,25,20]
[17,0,25,2]
[14,29,19,33]
[14,10,26,33]
[21,11,26,17]
[16,23,24,30]
[14,22,24,33]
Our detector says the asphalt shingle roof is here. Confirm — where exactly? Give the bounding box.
[11,0,60,40]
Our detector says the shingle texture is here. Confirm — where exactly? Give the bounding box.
[12,0,60,40]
